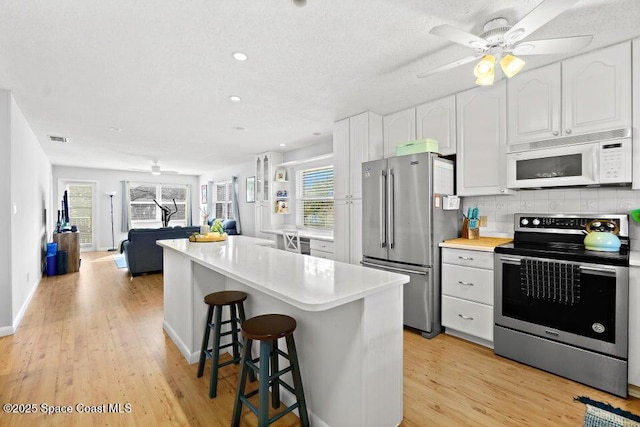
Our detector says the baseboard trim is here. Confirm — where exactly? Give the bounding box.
[163,321,195,364]
[10,276,41,334]
[629,384,640,398]
[0,326,14,337]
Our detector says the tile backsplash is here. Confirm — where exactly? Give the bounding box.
[462,187,640,250]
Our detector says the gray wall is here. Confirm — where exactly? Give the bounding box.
[53,167,200,250]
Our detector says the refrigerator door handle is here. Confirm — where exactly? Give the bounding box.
[361,261,428,276]
[388,168,395,249]
[380,170,387,248]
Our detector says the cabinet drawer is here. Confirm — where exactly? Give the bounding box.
[310,249,335,260]
[441,295,493,342]
[310,239,334,253]
[442,264,494,305]
[442,248,494,269]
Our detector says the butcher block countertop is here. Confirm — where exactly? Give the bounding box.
[439,237,513,252]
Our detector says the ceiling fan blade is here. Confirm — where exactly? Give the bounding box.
[417,56,479,78]
[504,0,581,44]
[429,24,488,49]
[512,35,593,56]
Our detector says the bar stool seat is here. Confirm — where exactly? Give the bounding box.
[232,314,310,427]
[197,290,248,399]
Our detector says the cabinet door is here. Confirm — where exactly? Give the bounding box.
[333,118,350,200]
[349,112,383,199]
[333,199,350,263]
[456,81,512,196]
[255,156,262,202]
[630,265,640,386]
[383,108,416,158]
[416,95,456,155]
[562,41,631,136]
[507,63,561,145]
[349,198,362,265]
[633,39,640,190]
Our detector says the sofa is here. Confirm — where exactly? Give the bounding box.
[122,226,200,276]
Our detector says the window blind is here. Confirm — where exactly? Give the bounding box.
[296,166,334,229]
[215,181,234,219]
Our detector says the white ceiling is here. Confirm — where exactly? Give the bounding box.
[0,0,638,176]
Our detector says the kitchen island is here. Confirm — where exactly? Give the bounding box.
[157,235,409,427]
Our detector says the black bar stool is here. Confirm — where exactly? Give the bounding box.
[197,290,248,399]
[231,314,310,427]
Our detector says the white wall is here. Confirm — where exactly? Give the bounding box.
[463,187,640,249]
[0,90,53,335]
[200,160,256,237]
[0,91,11,331]
[53,167,199,250]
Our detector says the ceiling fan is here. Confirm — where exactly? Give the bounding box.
[131,161,179,175]
[418,0,593,85]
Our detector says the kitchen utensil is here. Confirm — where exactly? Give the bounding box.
[583,219,621,252]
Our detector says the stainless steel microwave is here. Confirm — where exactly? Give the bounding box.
[506,138,632,189]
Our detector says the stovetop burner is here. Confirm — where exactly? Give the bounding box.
[495,213,630,267]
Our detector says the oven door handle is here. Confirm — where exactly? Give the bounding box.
[579,265,617,277]
[499,256,522,265]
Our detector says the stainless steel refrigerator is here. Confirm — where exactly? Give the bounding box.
[361,152,459,338]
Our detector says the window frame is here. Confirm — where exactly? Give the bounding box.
[214,180,234,220]
[128,182,189,228]
[295,165,334,230]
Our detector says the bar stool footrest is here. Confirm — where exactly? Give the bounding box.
[238,394,300,424]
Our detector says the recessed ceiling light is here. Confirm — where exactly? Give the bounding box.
[109,127,122,132]
[229,95,241,102]
[279,143,286,147]
[235,126,245,131]
[312,132,321,136]
[232,52,248,61]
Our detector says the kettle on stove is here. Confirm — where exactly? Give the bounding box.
[583,219,621,252]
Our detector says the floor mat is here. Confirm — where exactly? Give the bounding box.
[113,254,127,269]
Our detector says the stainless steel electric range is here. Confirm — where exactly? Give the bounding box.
[494,213,629,397]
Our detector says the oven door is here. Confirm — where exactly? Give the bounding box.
[506,142,598,188]
[495,254,628,359]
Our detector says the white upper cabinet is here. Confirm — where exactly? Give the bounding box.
[456,81,513,196]
[416,95,457,155]
[507,42,631,146]
[562,41,631,137]
[383,107,416,158]
[507,63,561,144]
[633,39,640,190]
[333,118,351,200]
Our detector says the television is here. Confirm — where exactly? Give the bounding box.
[62,190,70,227]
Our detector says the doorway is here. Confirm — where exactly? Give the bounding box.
[59,181,97,252]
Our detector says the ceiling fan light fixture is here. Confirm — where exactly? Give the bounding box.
[151,165,161,175]
[475,73,495,86]
[500,54,526,78]
[473,55,495,78]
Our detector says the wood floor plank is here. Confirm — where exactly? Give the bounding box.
[0,250,639,426]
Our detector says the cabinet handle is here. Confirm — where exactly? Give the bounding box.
[552,131,559,136]
[458,281,474,286]
[458,256,474,261]
[565,129,572,134]
[458,314,474,321]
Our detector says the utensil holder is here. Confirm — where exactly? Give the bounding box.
[461,218,479,240]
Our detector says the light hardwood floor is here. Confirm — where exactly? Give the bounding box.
[0,251,638,426]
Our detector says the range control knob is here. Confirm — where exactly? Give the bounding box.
[532,218,541,226]
[520,218,529,226]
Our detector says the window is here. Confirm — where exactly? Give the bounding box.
[65,183,94,248]
[129,183,189,228]
[214,181,234,220]
[296,166,334,229]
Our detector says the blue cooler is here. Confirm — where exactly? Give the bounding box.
[47,242,57,256]
[47,255,57,276]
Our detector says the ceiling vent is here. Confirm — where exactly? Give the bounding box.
[49,135,69,143]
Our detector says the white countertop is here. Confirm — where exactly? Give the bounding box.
[261,228,334,242]
[157,235,408,311]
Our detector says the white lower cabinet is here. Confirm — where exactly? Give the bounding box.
[441,248,495,346]
[310,239,335,260]
[629,262,640,388]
